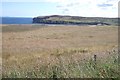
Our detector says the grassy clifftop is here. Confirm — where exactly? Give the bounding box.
[33,15,118,25]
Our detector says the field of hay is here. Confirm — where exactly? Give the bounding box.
[2,24,119,78]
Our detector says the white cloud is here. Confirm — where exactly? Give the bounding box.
[45,0,119,17]
[2,0,119,17]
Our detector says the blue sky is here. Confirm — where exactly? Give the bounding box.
[1,0,119,18]
[2,2,63,17]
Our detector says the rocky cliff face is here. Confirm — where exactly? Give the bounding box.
[33,15,118,25]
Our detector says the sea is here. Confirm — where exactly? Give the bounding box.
[1,17,33,24]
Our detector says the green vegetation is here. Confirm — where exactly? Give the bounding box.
[2,48,119,78]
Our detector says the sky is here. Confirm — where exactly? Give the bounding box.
[1,0,119,18]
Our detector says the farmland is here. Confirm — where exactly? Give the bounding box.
[2,24,119,78]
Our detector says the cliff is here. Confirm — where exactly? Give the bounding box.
[33,15,118,25]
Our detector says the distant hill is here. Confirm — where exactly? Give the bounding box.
[33,15,118,26]
[1,17,33,24]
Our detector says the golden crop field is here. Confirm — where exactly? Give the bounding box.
[2,24,119,78]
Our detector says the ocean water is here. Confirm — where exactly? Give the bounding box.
[1,17,33,24]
